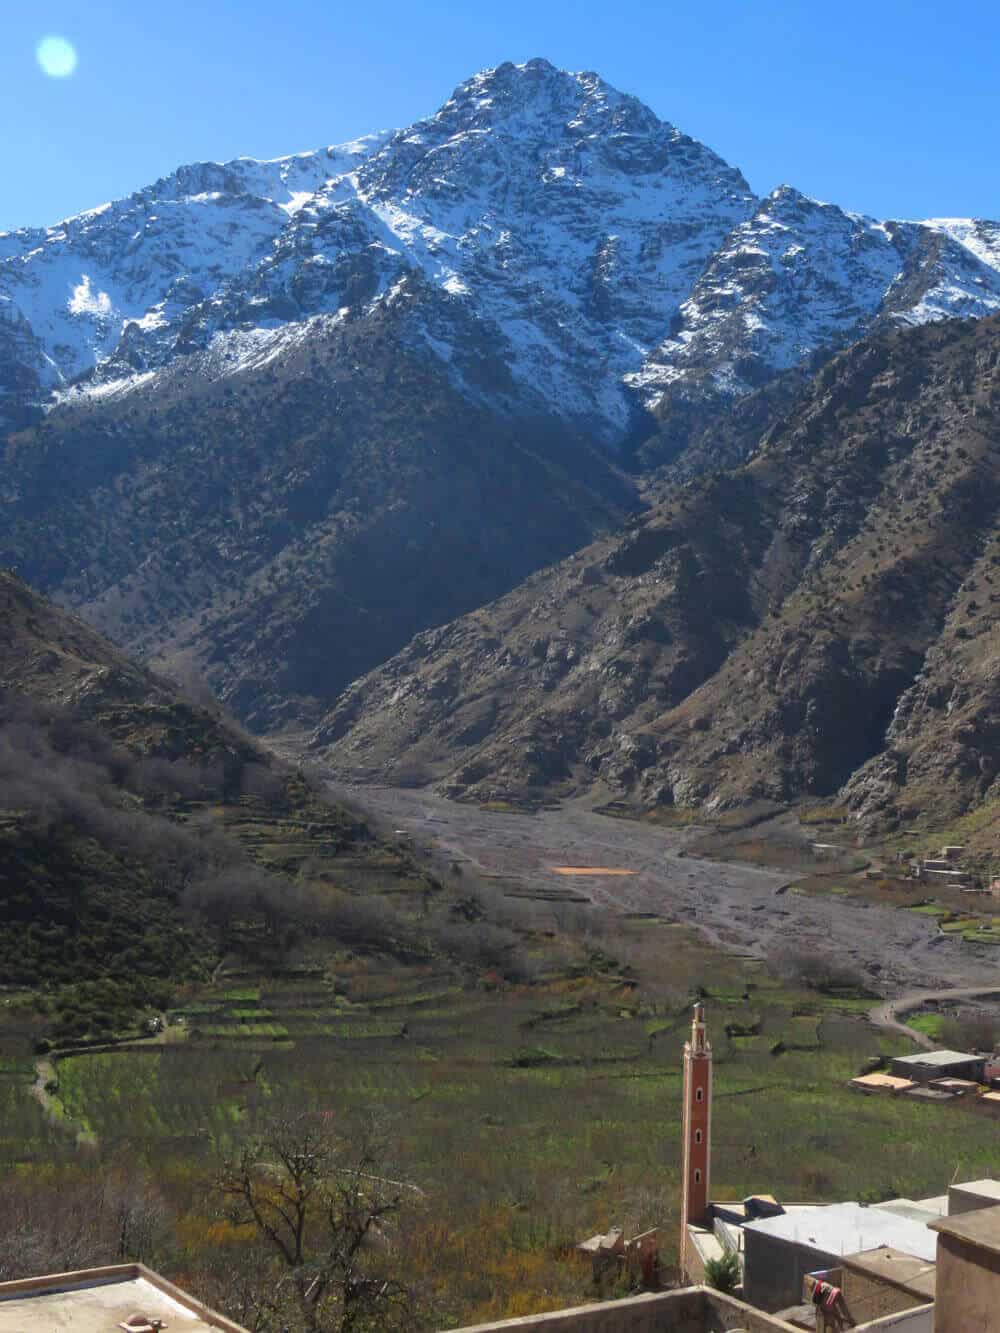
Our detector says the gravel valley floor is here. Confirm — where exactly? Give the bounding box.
[327,783,1000,996]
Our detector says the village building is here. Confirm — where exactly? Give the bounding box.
[741,1201,937,1313]
[0,1263,247,1333]
[850,1072,916,1096]
[929,1203,1000,1333]
[889,1050,984,1084]
[945,1177,1000,1215]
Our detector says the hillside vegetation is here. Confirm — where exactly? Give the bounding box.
[313,314,1000,834]
[0,572,454,1039]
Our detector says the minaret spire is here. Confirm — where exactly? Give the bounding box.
[680,1001,713,1277]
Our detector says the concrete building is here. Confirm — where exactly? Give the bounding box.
[804,1247,936,1330]
[742,1202,937,1313]
[945,1178,1000,1216]
[889,1051,984,1084]
[0,1263,247,1332]
[929,1203,1000,1333]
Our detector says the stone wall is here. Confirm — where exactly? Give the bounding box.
[840,1266,927,1324]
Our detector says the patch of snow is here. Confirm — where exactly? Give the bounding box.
[68,275,112,317]
[2,60,999,447]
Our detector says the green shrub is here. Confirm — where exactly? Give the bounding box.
[704,1250,741,1294]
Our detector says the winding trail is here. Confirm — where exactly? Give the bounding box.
[868,987,1000,1048]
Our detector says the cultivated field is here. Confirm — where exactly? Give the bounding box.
[5,783,1000,1325]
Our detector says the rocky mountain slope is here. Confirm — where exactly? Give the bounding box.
[0,568,261,1024]
[4,60,1000,740]
[312,313,1000,833]
[3,59,1000,452]
[0,570,405,1036]
[0,290,633,726]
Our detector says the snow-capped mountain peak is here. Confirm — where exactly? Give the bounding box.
[2,60,999,445]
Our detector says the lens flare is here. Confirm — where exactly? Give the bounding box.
[36,35,78,78]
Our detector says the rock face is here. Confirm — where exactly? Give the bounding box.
[2,59,999,448]
[4,59,1000,741]
[0,289,634,727]
[312,312,1000,832]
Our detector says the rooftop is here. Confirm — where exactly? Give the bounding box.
[743,1202,937,1263]
[892,1049,979,1068]
[948,1178,1000,1202]
[449,1285,801,1331]
[841,1246,937,1299]
[930,1203,1000,1255]
[0,1265,246,1333]
[851,1073,915,1091]
[874,1198,947,1224]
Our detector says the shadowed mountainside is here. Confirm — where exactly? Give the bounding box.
[0,571,432,1038]
[312,314,1000,833]
[1,291,634,730]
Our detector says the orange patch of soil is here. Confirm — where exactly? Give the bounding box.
[550,866,637,876]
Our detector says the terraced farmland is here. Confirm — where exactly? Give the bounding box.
[8,907,1000,1325]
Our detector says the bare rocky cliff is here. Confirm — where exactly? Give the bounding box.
[312,314,1000,832]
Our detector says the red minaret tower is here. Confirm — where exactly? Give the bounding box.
[680,1001,712,1275]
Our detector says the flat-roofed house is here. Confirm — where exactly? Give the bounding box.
[742,1201,937,1313]
[0,1264,247,1333]
[890,1049,984,1084]
[930,1202,1000,1333]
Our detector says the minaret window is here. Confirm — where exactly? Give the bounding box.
[694,1169,702,1184]
[696,1087,704,1102]
[695,1129,702,1144]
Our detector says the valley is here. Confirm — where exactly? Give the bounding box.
[322,781,1000,994]
[2,48,1000,1333]
[2,570,1000,1325]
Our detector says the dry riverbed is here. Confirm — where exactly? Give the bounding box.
[327,783,1000,997]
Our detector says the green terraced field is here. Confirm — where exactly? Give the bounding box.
[8,921,1000,1328]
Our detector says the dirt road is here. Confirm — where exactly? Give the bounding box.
[329,782,1000,997]
[868,987,1000,1048]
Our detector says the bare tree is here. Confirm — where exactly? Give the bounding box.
[217,1115,425,1333]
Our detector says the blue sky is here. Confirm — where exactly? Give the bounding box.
[3,0,998,231]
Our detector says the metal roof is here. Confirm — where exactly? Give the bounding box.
[892,1049,979,1067]
[743,1202,937,1262]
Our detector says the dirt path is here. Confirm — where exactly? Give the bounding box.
[27,1018,178,1146]
[29,1054,96,1146]
[868,987,1000,1048]
[329,782,1000,997]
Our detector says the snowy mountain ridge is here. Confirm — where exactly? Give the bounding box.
[3,57,1000,444]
